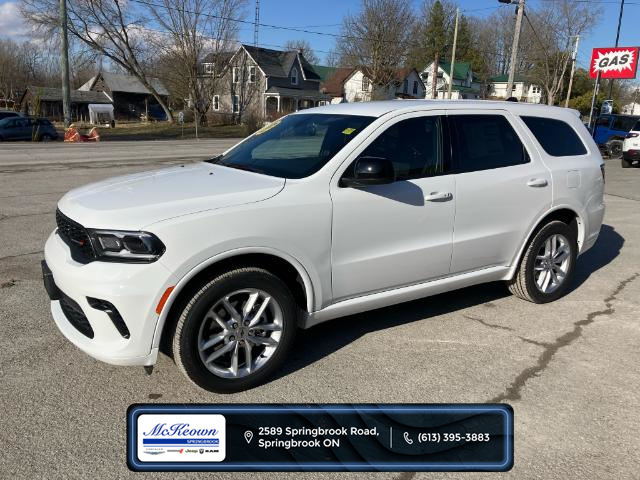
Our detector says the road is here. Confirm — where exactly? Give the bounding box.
[1,141,639,479]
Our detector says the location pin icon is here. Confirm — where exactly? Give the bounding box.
[244,431,253,444]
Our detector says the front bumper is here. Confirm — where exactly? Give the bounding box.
[44,230,175,366]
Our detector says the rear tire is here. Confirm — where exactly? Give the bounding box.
[621,157,632,168]
[172,267,297,393]
[508,221,577,303]
[608,140,623,159]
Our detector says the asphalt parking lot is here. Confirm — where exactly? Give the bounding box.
[1,140,639,479]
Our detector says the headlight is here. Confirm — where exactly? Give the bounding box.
[87,229,165,263]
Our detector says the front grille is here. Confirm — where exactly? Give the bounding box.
[56,209,95,263]
[59,293,94,339]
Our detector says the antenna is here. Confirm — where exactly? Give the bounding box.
[254,0,260,47]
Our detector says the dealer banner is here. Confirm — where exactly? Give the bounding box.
[127,404,513,472]
[589,46,639,79]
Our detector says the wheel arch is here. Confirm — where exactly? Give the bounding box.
[151,248,316,354]
[507,207,583,280]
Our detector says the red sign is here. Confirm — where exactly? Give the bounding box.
[589,47,638,79]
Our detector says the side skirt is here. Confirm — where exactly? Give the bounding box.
[300,266,510,329]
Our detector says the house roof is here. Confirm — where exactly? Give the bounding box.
[242,45,321,81]
[320,67,354,97]
[438,61,472,81]
[311,65,337,82]
[79,72,169,96]
[23,86,112,104]
[490,74,528,83]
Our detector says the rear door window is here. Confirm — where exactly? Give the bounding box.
[449,114,529,173]
[521,116,587,156]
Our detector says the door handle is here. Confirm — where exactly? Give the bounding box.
[526,178,548,187]
[424,191,453,202]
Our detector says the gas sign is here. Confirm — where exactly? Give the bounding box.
[589,47,638,79]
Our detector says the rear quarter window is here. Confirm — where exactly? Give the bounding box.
[521,116,587,157]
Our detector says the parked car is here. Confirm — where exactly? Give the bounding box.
[622,119,640,167]
[0,110,22,121]
[0,116,59,141]
[592,113,640,158]
[42,101,605,393]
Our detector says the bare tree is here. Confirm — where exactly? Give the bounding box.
[337,0,413,99]
[284,39,319,65]
[148,0,243,125]
[21,0,175,121]
[525,0,600,105]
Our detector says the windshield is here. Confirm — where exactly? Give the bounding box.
[212,113,375,179]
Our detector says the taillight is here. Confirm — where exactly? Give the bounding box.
[626,132,639,138]
[600,164,605,183]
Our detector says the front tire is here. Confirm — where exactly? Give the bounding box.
[508,221,577,303]
[173,267,297,393]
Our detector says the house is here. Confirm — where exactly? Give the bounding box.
[319,67,424,103]
[488,74,542,103]
[209,44,330,120]
[314,66,354,104]
[420,61,481,99]
[19,86,112,123]
[78,72,170,120]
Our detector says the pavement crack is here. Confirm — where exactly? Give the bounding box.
[488,272,639,403]
[0,250,44,262]
[463,314,515,331]
[0,211,54,221]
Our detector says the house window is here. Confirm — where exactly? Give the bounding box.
[232,95,239,113]
[232,67,240,83]
[362,77,370,91]
[213,95,219,110]
[403,79,408,94]
[249,66,256,83]
[291,67,298,85]
[204,63,214,75]
[413,81,418,95]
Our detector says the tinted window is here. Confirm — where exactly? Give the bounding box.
[521,116,587,157]
[357,116,445,180]
[612,116,639,132]
[450,115,528,173]
[214,114,375,179]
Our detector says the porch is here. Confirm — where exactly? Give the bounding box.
[264,86,330,120]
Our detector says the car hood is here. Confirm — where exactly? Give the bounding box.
[57,162,285,230]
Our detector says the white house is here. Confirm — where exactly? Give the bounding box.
[421,61,481,99]
[341,67,425,102]
[489,74,542,103]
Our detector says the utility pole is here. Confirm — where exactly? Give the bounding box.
[254,0,260,47]
[500,0,525,98]
[607,0,625,99]
[564,35,580,108]
[448,8,460,100]
[59,0,71,127]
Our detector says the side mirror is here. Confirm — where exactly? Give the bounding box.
[341,156,395,188]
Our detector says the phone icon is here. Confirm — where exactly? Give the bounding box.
[403,432,413,444]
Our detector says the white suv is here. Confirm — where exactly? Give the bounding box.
[43,101,605,392]
[622,119,640,167]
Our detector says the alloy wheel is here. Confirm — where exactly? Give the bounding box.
[533,233,571,294]
[196,288,283,379]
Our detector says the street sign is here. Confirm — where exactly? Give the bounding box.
[589,47,638,79]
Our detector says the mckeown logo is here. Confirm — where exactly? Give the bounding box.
[143,423,219,437]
